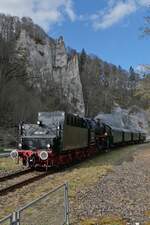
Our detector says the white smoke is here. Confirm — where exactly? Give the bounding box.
[95,105,149,134]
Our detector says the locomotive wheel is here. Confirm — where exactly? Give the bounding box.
[96,140,102,151]
[23,158,27,166]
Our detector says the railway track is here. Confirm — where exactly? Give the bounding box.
[0,170,49,196]
[0,140,149,196]
[0,152,10,158]
[0,169,33,182]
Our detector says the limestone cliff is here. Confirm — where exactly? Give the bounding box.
[0,14,85,115]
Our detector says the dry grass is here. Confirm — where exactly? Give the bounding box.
[144,210,150,224]
[80,215,126,225]
[0,157,23,171]
[68,162,112,198]
[144,210,150,216]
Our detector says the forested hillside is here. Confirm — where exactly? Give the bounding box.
[0,14,149,146]
[79,49,143,116]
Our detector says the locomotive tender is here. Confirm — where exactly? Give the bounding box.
[10,111,146,169]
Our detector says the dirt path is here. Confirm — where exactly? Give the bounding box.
[74,143,150,224]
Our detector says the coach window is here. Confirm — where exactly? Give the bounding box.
[69,116,71,125]
[76,117,79,126]
[78,118,80,127]
[68,115,71,125]
[82,119,84,127]
[66,115,70,125]
[72,116,73,125]
[80,118,82,127]
[80,119,82,127]
[74,116,78,126]
[76,117,78,126]
[74,117,76,126]
[82,119,85,128]
[73,116,75,126]
[66,115,68,125]
[69,115,72,125]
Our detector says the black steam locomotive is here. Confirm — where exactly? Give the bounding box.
[10,111,146,169]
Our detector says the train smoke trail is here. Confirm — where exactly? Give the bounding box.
[95,105,149,134]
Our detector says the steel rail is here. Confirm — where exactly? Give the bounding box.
[0,153,10,158]
[0,172,49,196]
[0,169,33,182]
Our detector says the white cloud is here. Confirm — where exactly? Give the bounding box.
[136,0,150,6]
[135,64,150,74]
[0,0,76,31]
[91,0,150,30]
[0,0,149,32]
[91,1,136,30]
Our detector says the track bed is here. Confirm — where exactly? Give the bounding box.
[0,170,49,196]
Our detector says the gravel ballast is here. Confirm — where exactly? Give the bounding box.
[72,144,150,224]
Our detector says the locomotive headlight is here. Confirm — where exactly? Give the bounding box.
[47,144,50,149]
[104,132,108,136]
[10,150,18,159]
[18,143,22,149]
[39,151,48,161]
[37,121,40,125]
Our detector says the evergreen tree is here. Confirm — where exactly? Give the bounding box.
[79,48,86,73]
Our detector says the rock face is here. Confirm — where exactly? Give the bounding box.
[53,37,85,114]
[0,14,85,115]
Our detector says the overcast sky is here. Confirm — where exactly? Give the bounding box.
[0,0,150,70]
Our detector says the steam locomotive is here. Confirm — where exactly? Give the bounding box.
[10,111,146,169]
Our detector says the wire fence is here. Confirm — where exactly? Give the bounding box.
[0,183,69,225]
[0,214,12,225]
